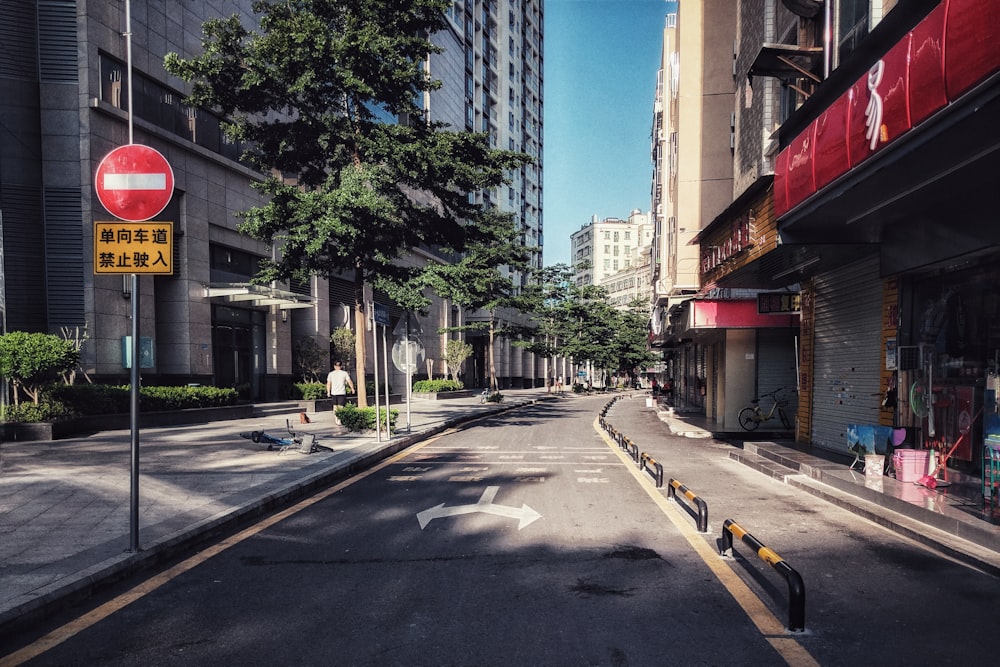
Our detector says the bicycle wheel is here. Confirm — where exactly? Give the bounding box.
[738,407,760,431]
[778,407,791,429]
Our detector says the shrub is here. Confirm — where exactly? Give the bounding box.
[412,379,464,393]
[1,401,73,423]
[293,382,328,400]
[3,384,238,422]
[0,331,79,405]
[138,385,238,410]
[47,383,130,415]
[334,403,398,432]
[364,380,390,396]
[484,391,504,403]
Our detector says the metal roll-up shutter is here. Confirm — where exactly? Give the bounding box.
[810,255,882,453]
[757,328,799,408]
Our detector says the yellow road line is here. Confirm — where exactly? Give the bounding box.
[1,433,449,667]
[594,417,819,667]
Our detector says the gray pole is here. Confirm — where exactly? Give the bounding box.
[129,274,139,552]
[125,0,140,553]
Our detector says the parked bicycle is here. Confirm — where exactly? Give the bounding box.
[738,388,792,431]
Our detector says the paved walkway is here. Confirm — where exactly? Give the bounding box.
[652,403,1000,573]
[2,387,999,637]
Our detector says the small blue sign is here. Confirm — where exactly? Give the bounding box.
[373,303,390,326]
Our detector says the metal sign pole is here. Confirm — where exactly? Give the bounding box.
[371,303,381,443]
[405,319,412,432]
[124,0,140,553]
[382,325,390,439]
[129,274,139,552]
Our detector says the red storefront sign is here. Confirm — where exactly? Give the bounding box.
[689,300,799,329]
[774,0,1000,217]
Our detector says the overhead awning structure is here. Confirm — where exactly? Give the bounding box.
[747,43,823,97]
[203,283,315,310]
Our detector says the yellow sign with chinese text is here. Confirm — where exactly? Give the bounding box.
[94,221,173,274]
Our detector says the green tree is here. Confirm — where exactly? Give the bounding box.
[0,332,80,406]
[607,299,658,380]
[293,336,327,382]
[165,0,530,406]
[330,327,356,371]
[442,339,473,383]
[423,212,533,392]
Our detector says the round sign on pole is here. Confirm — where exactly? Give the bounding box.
[95,144,175,221]
[392,338,425,374]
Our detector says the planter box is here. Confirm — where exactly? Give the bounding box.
[298,398,336,412]
[299,395,403,411]
[412,390,478,401]
[2,404,255,442]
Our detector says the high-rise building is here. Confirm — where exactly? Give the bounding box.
[426,1,547,387]
[649,4,735,316]
[431,1,544,282]
[0,0,548,398]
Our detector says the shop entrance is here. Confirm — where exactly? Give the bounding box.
[212,306,265,400]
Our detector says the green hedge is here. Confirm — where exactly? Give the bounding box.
[293,382,328,400]
[334,404,398,432]
[2,383,239,422]
[412,379,464,393]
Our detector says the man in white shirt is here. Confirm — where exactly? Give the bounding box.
[326,361,355,426]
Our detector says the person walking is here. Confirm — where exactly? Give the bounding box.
[326,361,355,426]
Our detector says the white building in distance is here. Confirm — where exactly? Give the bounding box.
[571,210,651,287]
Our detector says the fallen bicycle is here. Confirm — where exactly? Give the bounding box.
[239,419,333,454]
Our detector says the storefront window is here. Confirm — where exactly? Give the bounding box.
[904,265,1000,465]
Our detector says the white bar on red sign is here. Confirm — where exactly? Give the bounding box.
[103,173,167,190]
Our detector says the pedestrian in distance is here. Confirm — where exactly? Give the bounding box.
[326,360,355,426]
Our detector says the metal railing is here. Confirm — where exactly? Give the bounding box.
[720,519,806,632]
[666,478,708,532]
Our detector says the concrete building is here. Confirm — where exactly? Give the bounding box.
[648,2,737,411]
[570,210,650,287]
[670,0,1000,502]
[0,0,548,401]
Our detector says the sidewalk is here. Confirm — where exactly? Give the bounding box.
[654,403,1000,574]
[0,387,554,634]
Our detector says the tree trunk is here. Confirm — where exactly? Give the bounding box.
[353,266,368,409]
[488,316,497,392]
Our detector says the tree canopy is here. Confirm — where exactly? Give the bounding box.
[422,212,533,391]
[165,0,531,404]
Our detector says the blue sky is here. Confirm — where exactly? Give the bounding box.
[542,0,675,266]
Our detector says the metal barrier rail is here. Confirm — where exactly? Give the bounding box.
[720,518,806,632]
[640,452,664,487]
[624,437,638,462]
[666,478,708,532]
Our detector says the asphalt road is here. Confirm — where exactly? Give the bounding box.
[4,394,999,666]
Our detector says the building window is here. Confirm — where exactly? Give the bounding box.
[837,0,870,64]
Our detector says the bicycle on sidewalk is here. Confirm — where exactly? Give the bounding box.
[240,419,332,454]
[738,388,792,431]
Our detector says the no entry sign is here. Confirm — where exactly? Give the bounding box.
[95,144,174,222]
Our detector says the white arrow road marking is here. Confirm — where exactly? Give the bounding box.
[104,173,168,190]
[416,486,541,530]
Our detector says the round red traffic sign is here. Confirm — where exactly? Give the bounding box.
[95,144,175,221]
